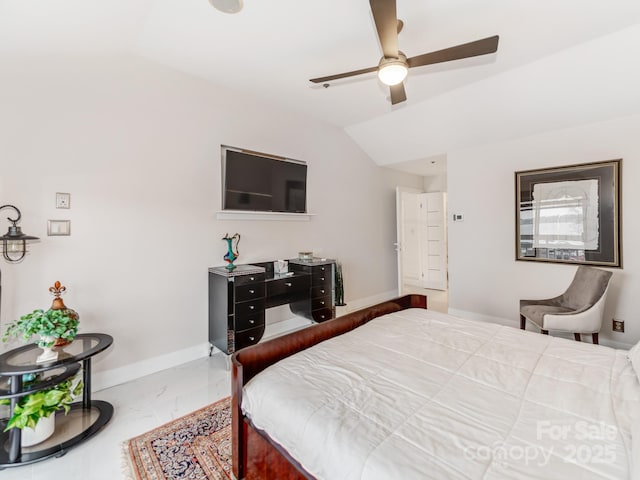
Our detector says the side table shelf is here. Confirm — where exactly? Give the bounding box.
[0,400,113,466]
[0,363,80,400]
[0,333,114,469]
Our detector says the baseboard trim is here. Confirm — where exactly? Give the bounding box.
[336,290,399,316]
[92,342,210,392]
[447,308,516,328]
[448,308,634,350]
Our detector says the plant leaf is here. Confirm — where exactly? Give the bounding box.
[44,390,65,406]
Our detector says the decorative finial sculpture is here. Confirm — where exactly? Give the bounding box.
[49,281,67,307]
[222,233,241,271]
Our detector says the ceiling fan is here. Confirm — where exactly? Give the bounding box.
[310,0,499,105]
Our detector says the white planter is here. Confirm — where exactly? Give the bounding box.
[22,413,55,447]
[36,336,59,363]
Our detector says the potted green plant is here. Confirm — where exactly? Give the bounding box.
[2,309,79,363]
[0,376,83,446]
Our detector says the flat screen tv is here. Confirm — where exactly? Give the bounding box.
[221,145,307,213]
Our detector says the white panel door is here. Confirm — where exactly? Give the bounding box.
[402,192,422,287]
[395,186,423,294]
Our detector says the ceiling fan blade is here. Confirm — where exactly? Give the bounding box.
[407,35,499,69]
[389,83,406,105]
[370,0,399,58]
[310,65,378,84]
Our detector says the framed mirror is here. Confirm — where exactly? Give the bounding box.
[515,159,621,267]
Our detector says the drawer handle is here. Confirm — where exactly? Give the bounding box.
[320,267,325,271]
[320,289,325,294]
[320,277,325,281]
[320,315,325,320]
[250,276,255,281]
[249,336,255,341]
[249,289,255,294]
[249,319,255,325]
[249,305,255,310]
[285,282,292,287]
[320,301,325,305]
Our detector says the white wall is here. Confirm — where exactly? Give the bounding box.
[0,54,422,382]
[424,174,447,193]
[447,113,640,347]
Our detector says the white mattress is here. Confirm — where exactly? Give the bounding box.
[242,309,640,479]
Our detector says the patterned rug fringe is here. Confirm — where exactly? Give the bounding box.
[121,441,137,480]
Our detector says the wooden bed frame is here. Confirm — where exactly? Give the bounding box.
[231,294,427,480]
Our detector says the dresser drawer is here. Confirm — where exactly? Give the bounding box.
[234,325,265,350]
[312,307,333,323]
[234,298,265,317]
[311,285,330,298]
[235,283,265,303]
[235,273,265,287]
[312,271,332,287]
[313,264,331,275]
[267,275,310,297]
[234,311,265,331]
[311,295,332,311]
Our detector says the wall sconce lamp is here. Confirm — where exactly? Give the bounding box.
[0,205,39,262]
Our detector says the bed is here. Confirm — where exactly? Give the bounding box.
[231,295,640,479]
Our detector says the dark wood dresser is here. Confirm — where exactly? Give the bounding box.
[208,259,336,355]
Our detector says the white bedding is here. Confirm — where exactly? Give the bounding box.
[242,309,640,479]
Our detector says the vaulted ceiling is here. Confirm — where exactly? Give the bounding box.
[3,0,640,168]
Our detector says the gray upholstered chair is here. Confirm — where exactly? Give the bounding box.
[519,266,613,344]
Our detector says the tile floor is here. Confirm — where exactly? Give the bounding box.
[2,353,231,480]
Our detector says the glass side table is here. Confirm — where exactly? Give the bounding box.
[0,333,114,468]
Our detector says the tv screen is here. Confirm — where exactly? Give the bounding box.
[222,146,307,213]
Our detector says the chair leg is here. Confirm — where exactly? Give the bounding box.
[574,333,581,342]
[541,329,549,335]
[519,314,526,330]
[592,333,599,345]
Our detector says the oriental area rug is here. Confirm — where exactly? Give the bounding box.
[124,397,232,480]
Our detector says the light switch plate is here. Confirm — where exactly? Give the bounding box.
[56,192,70,209]
[47,220,71,236]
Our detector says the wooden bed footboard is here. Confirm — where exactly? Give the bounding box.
[231,294,427,480]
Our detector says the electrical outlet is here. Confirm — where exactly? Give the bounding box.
[56,192,70,209]
[612,319,624,332]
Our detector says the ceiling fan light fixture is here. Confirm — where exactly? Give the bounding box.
[378,56,408,86]
[208,0,243,14]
